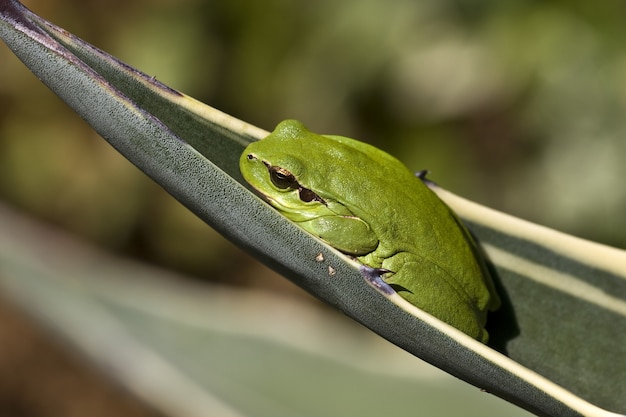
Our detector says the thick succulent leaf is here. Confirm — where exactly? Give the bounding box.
[0,2,624,417]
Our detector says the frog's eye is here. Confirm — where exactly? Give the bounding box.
[268,166,298,189]
[265,164,326,204]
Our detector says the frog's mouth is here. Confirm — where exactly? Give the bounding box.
[268,197,327,221]
[254,191,339,224]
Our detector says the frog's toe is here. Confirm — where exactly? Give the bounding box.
[415,170,438,187]
[359,265,395,295]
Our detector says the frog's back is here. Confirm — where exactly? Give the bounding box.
[320,136,500,321]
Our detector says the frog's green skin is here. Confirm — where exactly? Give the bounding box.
[240,120,500,342]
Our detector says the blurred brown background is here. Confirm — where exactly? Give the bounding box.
[1,0,625,415]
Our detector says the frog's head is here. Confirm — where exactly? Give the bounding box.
[240,120,343,221]
[239,120,378,255]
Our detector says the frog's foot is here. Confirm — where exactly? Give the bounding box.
[415,170,438,188]
[359,265,396,296]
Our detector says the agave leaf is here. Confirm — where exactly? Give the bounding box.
[0,1,624,416]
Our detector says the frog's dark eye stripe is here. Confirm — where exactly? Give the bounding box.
[299,187,325,204]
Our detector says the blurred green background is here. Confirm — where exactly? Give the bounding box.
[0,0,624,415]
[2,0,625,261]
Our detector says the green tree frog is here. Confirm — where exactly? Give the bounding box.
[240,120,500,342]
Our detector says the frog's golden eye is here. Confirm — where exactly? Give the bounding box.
[268,166,298,190]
